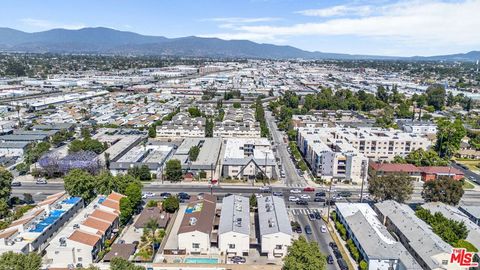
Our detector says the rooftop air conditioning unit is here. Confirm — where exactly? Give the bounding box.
[189,217,198,226]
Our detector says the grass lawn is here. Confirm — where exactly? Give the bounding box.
[455,160,480,173]
[463,179,476,190]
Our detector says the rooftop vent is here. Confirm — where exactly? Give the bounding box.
[189,217,198,226]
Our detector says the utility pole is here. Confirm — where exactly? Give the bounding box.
[359,161,367,203]
[326,180,333,221]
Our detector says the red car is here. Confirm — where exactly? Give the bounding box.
[303,187,315,192]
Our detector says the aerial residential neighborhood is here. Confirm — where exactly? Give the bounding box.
[0,1,480,270]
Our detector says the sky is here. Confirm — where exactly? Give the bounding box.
[1,0,479,56]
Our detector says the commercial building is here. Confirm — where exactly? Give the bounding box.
[156,113,205,138]
[297,128,368,184]
[171,138,222,179]
[335,203,421,270]
[0,141,30,157]
[177,194,217,254]
[222,138,276,180]
[422,202,480,251]
[297,127,431,162]
[257,196,292,258]
[109,143,173,176]
[397,120,437,135]
[418,166,464,181]
[44,192,124,268]
[218,195,250,256]
[459,205,480,226]
[374,200,453,270]
[369,162,422,181]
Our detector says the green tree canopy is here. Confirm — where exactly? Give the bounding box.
[0,167,13,202]
[69,138,106,154]
[422,176,464,205]
[0,251,42,270]
[148,125,156,138]
[162,196,180,213]
[368,173,414,203]
[63,169,96,202]
[434,118,466,158]
[393,148,448,166]
[426,84,446,111]
[188,146,200,161]
[165,159,182,182]
[188,107,202,117]
[110,256,145,270]
[283,236,326,270]
[119,197,133,225]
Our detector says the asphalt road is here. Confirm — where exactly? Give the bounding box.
[451,162,480,184]
[265,110,305,186]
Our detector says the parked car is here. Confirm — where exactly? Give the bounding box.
[290,189,301,194]
[231,256,246,264]
[337,259,348,270]
[304,225,312,234]
[272,191,283,197]
[314,197,325,202]
[314,212,322,220]
[295,226,302,233]
[178,192,190,200]
[321,225,327,233]
[255,193,263,198]
[259,186,271,193]
[338,191,352,197]
[308,213,316,221]
[303,187,315,192]
[327,255,334,264]
[333,249,343,259]
[315,191,326,197]
[160,192,171,199]
[142,192,155,199]
[329,242,338,250]
[11,182,21,187]
[296,200,308,205]
[288,196,299,202]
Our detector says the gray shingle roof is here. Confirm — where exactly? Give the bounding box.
[218,195,250,235]
[258,196,292,236]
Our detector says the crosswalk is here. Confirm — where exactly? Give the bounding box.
[289,208,323,216]
[286,183,307,188]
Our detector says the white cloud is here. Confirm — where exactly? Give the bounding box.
[296,5,372,17]
[203,0,480,55]
[20,18,86,30]
[203,17,280,24]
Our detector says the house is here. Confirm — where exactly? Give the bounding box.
[218,195,250,256]
[44,192,124,268]
[0,192,83,255]
[418,166,464,181]
[335,203,421,270]
[374,200,453,270]
[222,138,276,180]
[257,196,292,258]
[369,162,422,181]
[177,194,217,254]
[103,243,137,262]
[134,207,170,229]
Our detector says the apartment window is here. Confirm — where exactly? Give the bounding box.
[192,243,200,249]
[78,257,82,262]
[229,244,236,249]
[275,245,282,250]
[442,260,448,265]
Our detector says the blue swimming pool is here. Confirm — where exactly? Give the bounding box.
[184,258,218,264]
[98,197,106,204]
[62,197,81,204]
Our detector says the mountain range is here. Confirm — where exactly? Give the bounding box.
[0,27,478,61]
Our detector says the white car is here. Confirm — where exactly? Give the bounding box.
[321,225,327,233]
[300,194,311,199]
[290,189,301,194]
[142,192,155,199]
[259,186,271,191]
[255,193,263,198]
[288,196,299,202]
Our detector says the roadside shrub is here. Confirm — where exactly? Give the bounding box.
[359,260,368,270]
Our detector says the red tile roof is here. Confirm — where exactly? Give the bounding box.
[68,230,101,247]
[90,209,118,224]
[370,162,421,173]
[418,166,464,175]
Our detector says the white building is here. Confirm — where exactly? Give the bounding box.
[177,194,217,254]
[335,203,421,270]
[156,113,205,138]
[213,122,261,138]
[257,196,292,258]
[297,128,368,184]
[218,195,250,256]
[0,142,30,157]
[0,192,83,255]
[221,138,276,180]
[299,127,431,162]
[397,120,437,135]
[44,192,124,268]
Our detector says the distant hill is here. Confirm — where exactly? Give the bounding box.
[0,27,478,61]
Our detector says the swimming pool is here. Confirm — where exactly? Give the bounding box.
[184,258,218,264]
[62,197,81,204]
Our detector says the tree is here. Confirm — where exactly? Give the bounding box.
[188,146,200,161]
[148,124,156,138]
[144,97,148,104]
[63,169,95,202]
[250,194,257,210]
[422,176,464,205]
[416,207,468,245]
[376,85,389,103]
[125,182,143,209]
[205,117,214,137]
[455,240,478,252]
[188,107,202,117]
[128,165,151,181]
[233,102,241,109]
[119,197,133,225]
[426,84,446,111]
[283,236,326,270]
[0,251,42,270]
[0,199,9,219]
[25,142,51,164]
[396,102,412,118]
[110,256,145,270]
[434,118,466,158]
[162,196,180,213]
[359,260,368,270]
[69,138,106,154]
[368,174,414,203]
[15,162,29,175]
[394,148,448,166]
[0,167,13,202]
[165,159,182,182]
[94,170,116,195]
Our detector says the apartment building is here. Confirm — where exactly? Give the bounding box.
[0,192,83,255]
[177,194,217,254]
[297,128,368,184]
[44,192,124,268]
[335,203,421,270]
[0,141,30,157]
[156,113,205,137]
[257,196,292,258]
[213,122,261,138]
[218,195,250,256]
[222,138,276,180]
[298,127,431,162]
[171,138,222,179]
[374,200,453,270]
[397,119,437,135]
